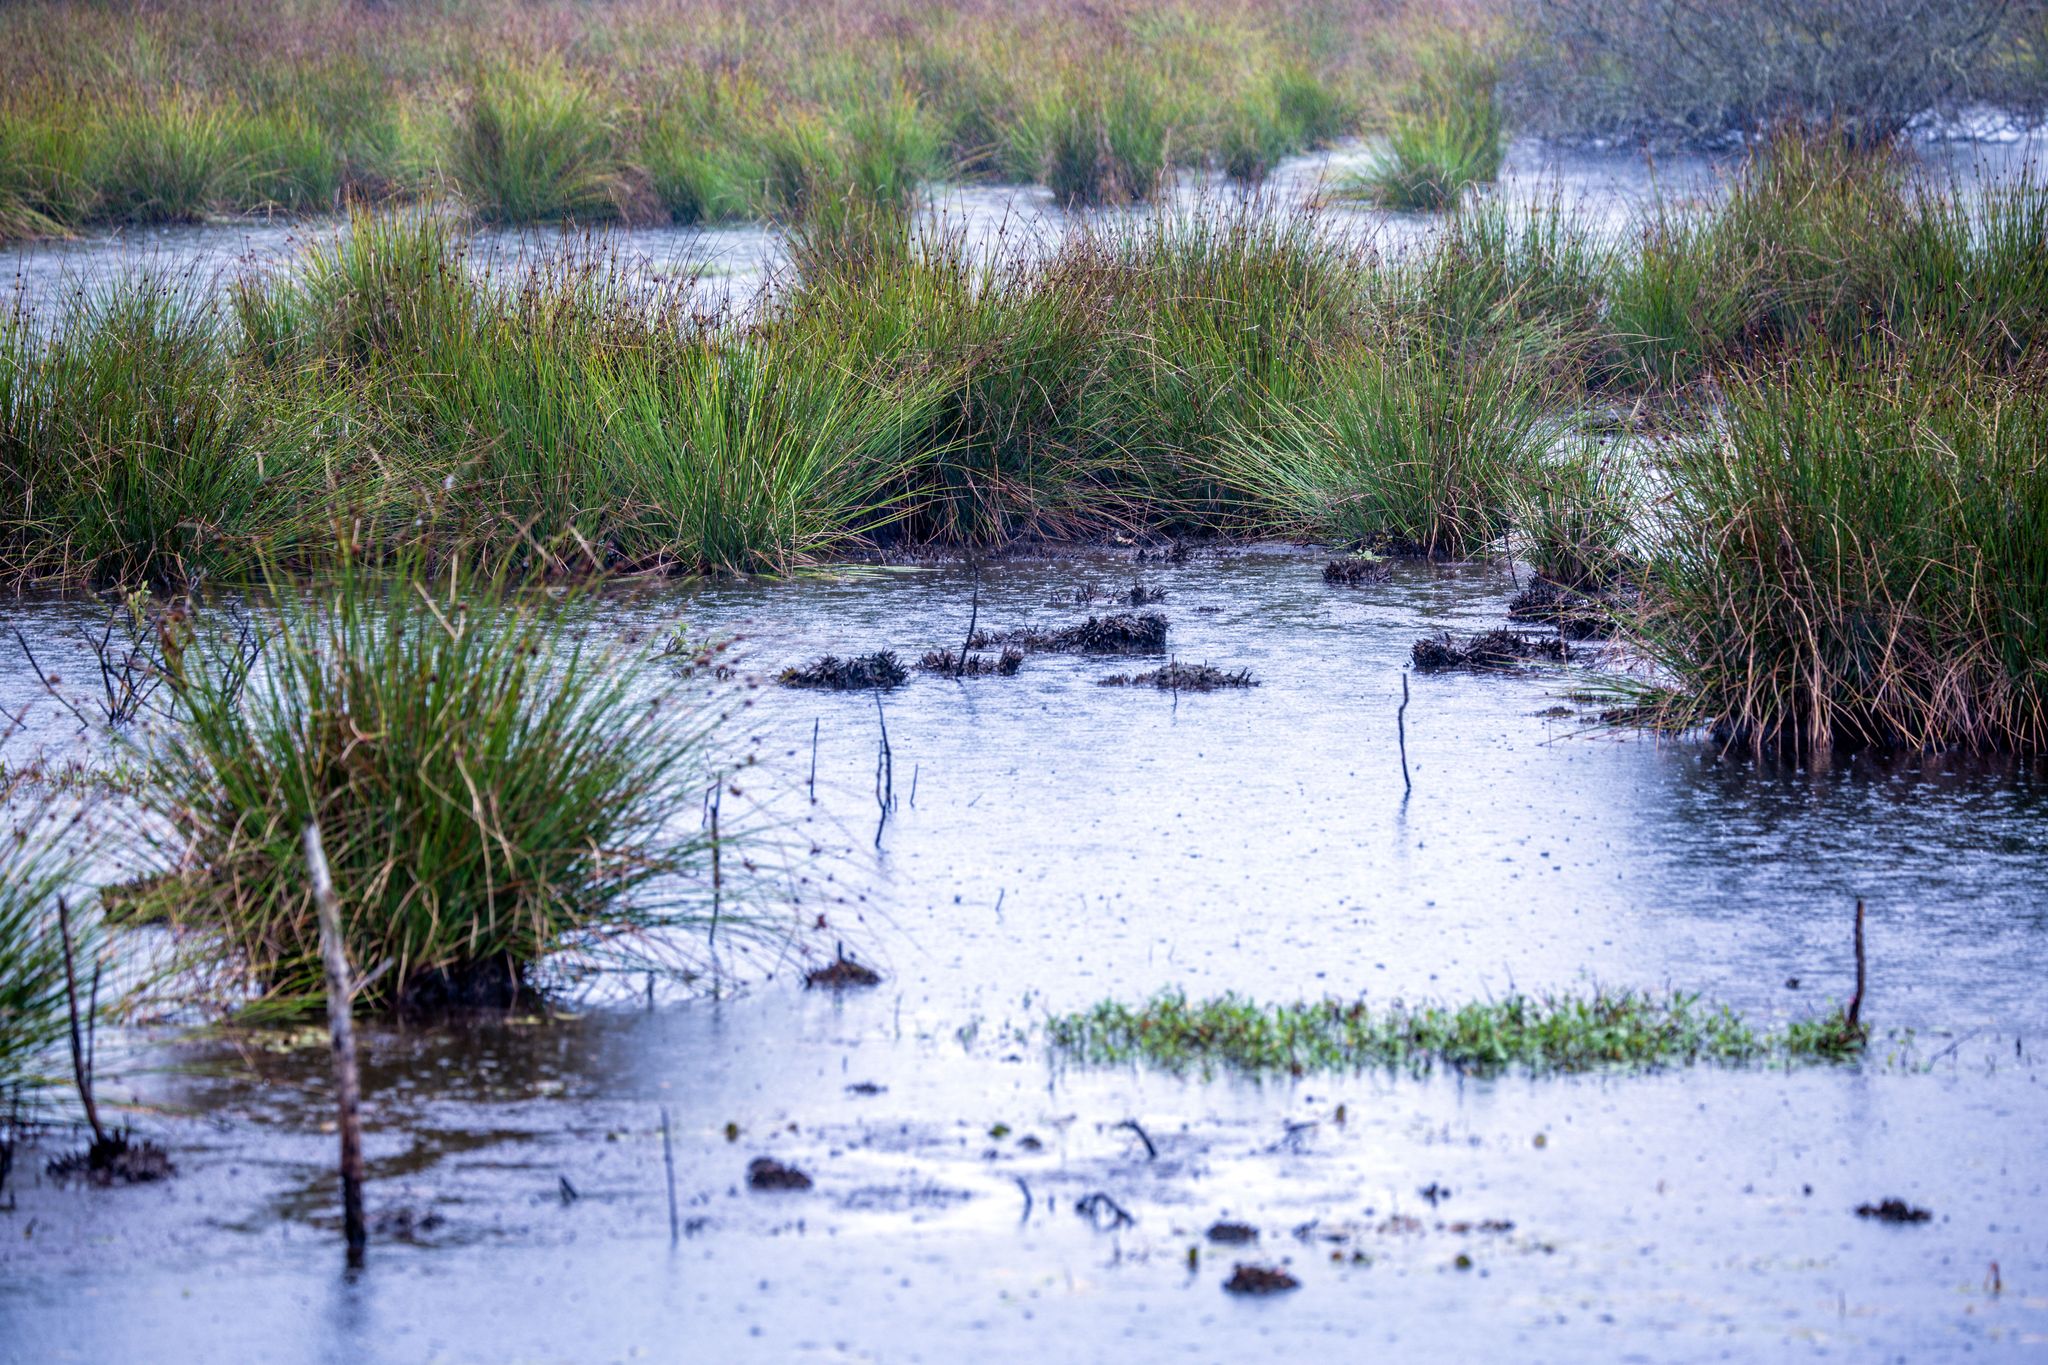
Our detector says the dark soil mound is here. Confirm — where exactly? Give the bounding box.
[1324,556,1392,586]
[805,946,882,989]
[1100,662,1257,691]
[1507,577,1629,640]
[46,1130,175,1187]
[1856,1198,1932,1224]
[747,1157,813,1191]
[917,648,1023,677]
[1412,630,1569,672]
[779,652,908,690]
[1223,1263,1299,1294]
[972,612,1168,656]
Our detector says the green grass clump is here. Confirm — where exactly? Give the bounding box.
[1342,44,1503,212]
[449,62,624,224]
[1635,352,2048,755]
[1010,77,1170,206]
[1048,987,1865,1077]
[0,280,330,588]
[135,553,735,1014]
[87,94,240,225]
[0,807,90,1098]
[1212,327,1550,558]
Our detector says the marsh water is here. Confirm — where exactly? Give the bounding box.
[6,132,2044,328]
[3,545,2047,1362]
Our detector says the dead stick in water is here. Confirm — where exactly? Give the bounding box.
[304,823,367,1268]
[808,718,819,804]
[55,896,105,1148]
[1847,897,1867,1036]
[661,1106,680,1245]
[873,692,893,849]
[956,562,980,679]
[1397,673,1412,793]
[707,776,723,947]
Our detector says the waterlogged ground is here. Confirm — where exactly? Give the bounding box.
[4,132,2041,328]
[3,547,2047,1362]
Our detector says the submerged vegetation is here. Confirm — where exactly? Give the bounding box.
[1049,988,1867,1076]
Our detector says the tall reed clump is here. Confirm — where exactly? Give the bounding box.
[0,807,90,1098]
[1635,352,2048,755]
[1007,76,1170,206]
[134,552,739,1014]
[1082,206,1373,526]
[1212,325,1551,558]
[85,94,241,225]
[1343,43,1503,211]
[449,62,625,224]
[0,280,328,588]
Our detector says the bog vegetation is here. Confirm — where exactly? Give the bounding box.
[3,121,2046,756]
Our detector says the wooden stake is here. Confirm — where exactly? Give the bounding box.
[1846,897,1867,1035]
[304,823,366,1268]
[1397,673,1413,793]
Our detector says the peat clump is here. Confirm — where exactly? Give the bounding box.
[917,648,1022,677]
[45,1130,175,1187]
[747,1157,813,1191]
[1856,1198,1932,1224]
[779,652,908,690]
[971,612,1168,656]
[1507,577,1630,640]
[1223,1263,1299,1294]
[1412,630,1568,672]
[1324,556,1391,586]
[1100,663,1257,691]
[805,944,882,989]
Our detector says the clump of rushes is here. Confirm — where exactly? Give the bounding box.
[0,278,330,588]
[1009,75,1170,205]
[449,62,624,224]
[1048,988,1864,1077]
[0,806,92,1099]
[1342,43,1503,211]
[134,551,740,1014]
[1633,351,2048,755]
[1213,327,1550,559]
[86,93,240,225]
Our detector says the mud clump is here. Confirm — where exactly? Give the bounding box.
[1100,662,1257,691]
[805,945,882,989]
[45,1131,175,1187]
[1412,630,1568,672]
[1857,1198,1932,1224]
[1508,577,1628,640]
[747,1157,814,1191]
[972,612,1168,656]
[779,652,907,690]
[1207,1221,1260,1245]
[917,648,1023,677]
[1324,556,1391,586]
[1223,1263,1299,1295]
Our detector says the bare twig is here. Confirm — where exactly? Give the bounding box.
[1847,897,1867,1035]
[873,692,893,849]
[955,562,980,679]
[56,896,104,1148]
[1114,1118,1158,1161]
[304,823,367,1267]
[1397,672,1413,793]
[808,718,819,804]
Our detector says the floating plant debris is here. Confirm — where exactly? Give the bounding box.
[1856,1198,1932,1224]
[971,612,1168,655]
[1099,662,1257,691]
[917,648,1023,677]
[746,1158,813,1191]
[779,652,908,690]
[1207,1221,1260,1244]
[44,1131,175,1187]
[1223,1264,1299,1294]
[1411,629,1567,672]
[1507,577,1627,640]
[805,945,882,989]
[1324,556,1391,586]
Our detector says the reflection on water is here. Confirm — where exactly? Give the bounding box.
[3,548,2045,1360]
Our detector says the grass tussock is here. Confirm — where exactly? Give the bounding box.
[1634,353,2048,755]
[1341,42,1503,212]
[131,553,738,1014]
[1048,988,1866,1077]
